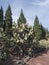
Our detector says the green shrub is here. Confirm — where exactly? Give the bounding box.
[12,23,34,56]
[39,39,49,49]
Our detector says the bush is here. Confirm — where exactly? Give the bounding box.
[0,46,7,62]
[12,23,34,56]
[32,40,40,55]
[39,39,49,49]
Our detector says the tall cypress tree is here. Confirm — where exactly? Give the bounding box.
[0,6,3,28]
[33,16,42,40]
[17,9,26,25]
[40,24,46,39]
[5,5,12,32]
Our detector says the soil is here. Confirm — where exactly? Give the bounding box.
[1,50,49,65]
[27,50,49,65]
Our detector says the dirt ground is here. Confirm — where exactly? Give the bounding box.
[1,50,49,65]
[27,50,49,65]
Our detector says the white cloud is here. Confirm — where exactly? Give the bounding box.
[32,0,49,6]
[10,0,49,30]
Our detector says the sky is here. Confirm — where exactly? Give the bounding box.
[0,0,49,30]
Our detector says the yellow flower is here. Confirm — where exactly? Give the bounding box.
[17,39,19,43]
[16,25,18,28]
[28,33,30,36]
[24,35,27,40]
[20,38,23,43]
[22,33,24,36]
[12,26,15,29]
[13,33,16,37]
[20,29,23,32]
[22,24,25,28]
[11,37,13,40]
[18,34,19,37]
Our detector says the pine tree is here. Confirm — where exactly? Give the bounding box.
[5,5,12,32]
[0,6,3,28]
[4,5,12,38]
[33,16,42,40]
[40,24,46,39]
[17,9,26,25]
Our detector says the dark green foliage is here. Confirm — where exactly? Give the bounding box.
[40,24,46,39]
[33,16,42,40]
[0,32,7,62]
[32,40,40,56]
[45,29,49,39]
[5,5,12,38]
[17,9,26,25]
[12,23,33,56]
[5,5,12,32]
[0,7,3,28]
[3,20,5,31]
[0,5,49,64]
